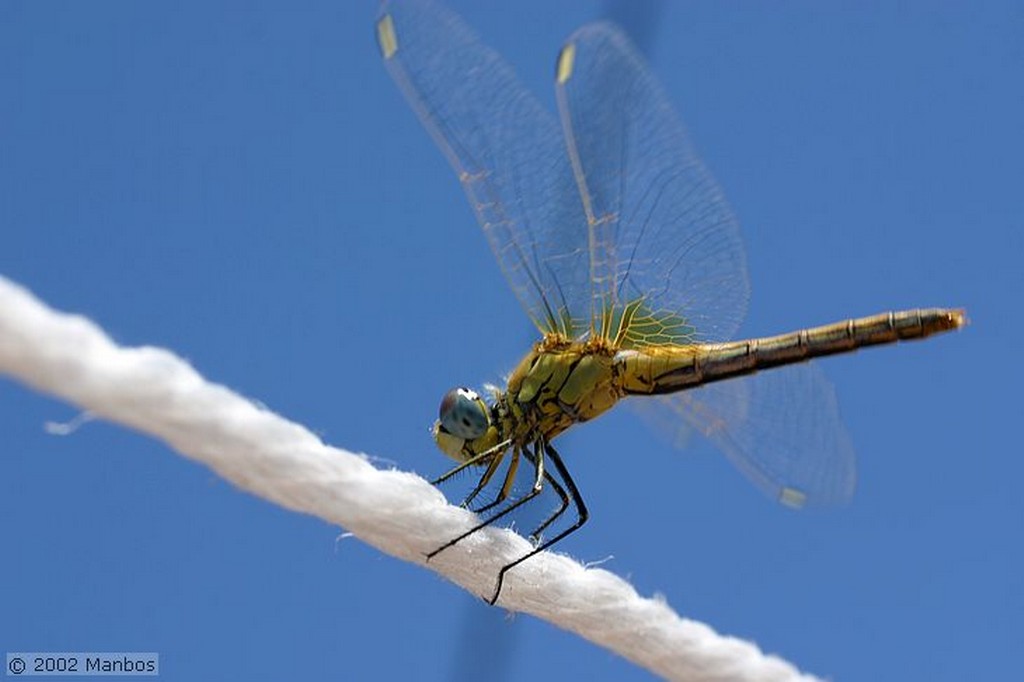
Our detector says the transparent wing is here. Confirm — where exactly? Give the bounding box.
[633,362,857,507]
[377,0,591,338]
[555,22,750,344]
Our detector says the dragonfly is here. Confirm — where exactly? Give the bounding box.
[376,0,964,605]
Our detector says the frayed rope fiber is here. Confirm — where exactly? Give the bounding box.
[0,274,820,682]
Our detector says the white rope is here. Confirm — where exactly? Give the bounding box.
[0,274,820,682]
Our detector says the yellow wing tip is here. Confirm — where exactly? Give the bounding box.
[376,14,398,60]
[779,487,807,509]
[949,308,968,329]
[556,42,576,84]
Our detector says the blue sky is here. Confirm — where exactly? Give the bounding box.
[2,2,1021,680]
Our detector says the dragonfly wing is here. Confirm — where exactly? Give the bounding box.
[378,1,591,337]
[555,22,749,344]
[631,362,857,507]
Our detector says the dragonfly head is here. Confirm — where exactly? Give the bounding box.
[433,387,492,461]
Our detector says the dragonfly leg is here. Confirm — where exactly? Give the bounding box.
[431,438,512,486]
[467,448,522,514]
[471,445,568,534]
[522,447,569,543]
[459,447,511,511]
[488,440,588,606]
[426,443,546,564]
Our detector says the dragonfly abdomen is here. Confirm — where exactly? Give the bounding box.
[747,308,964,368]
[620,308,965,395]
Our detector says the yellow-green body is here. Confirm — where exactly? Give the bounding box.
[439,308,964,465]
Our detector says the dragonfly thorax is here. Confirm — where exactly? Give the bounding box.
[432,336,625,465]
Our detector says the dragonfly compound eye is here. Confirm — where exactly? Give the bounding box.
[438,387,489,439]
